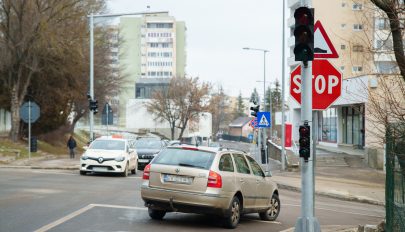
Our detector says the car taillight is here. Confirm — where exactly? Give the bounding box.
[207,170,222,188]
[143,164,151,180]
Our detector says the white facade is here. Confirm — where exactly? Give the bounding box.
[141,17,177,79]
[0,108,11,133]
[126,99,212,139]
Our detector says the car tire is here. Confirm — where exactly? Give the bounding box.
[223,196,241,229]
[79,171,87,175]
[259,194,280,221]
[131,161,138,174]
[148,208,166,220]
[122,163,129,177]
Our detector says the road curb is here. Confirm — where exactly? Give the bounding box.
[0,165,79,171]
[276,182,385,206]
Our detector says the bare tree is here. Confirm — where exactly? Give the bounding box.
[370,0,405,81]
[146,77,210,140]
[208,85,232,139]
[0,0,107,141]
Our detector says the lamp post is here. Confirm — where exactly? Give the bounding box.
[243,47,270,168]
[87,11,168,141]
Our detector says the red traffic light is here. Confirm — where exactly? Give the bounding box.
[299,125,310,136]
[294,7,314,26]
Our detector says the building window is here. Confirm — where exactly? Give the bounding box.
[352,3,362,10]
[340,66,345,71]
[352,45,364,52]
[341,23,346,29]
[341,2,346,7]
[353,24,363,31]
[342,105,365,147]
[352,66,363,72]
[317,108,337,143]
[376,18,390,30]
[341,44,346,50]
[147,23,173,28]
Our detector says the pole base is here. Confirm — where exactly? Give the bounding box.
[294,217,321,232]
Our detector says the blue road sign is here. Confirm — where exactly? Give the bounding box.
[256,112,271,128]
[248,133,254,141]
[20,101,40,123]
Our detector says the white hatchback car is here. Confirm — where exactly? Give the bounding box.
[80,137,138,177]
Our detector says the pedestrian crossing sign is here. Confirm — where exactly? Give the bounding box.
[256,112,271,128]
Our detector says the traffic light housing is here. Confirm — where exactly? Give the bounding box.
[294,7,314,65]
[89,99,98,114]
[250,104,260,117]
[299,123,311,162]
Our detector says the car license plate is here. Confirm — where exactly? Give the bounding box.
[93,167,107,172]
[163,174,193,185]
[139,159,150,163]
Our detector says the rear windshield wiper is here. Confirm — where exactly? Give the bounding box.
[178,163,205,169]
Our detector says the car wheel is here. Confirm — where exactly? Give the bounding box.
[223,196,241,229]
[131,161,138,174]
[148,208,166,220]
[122,163,129,177]
[259,194,280,221]
[79,171,87,175]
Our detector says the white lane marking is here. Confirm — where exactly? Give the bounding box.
[245,219,281,224]
[283,203,384,218]
[91,204,147,210]
[34,204,146,232]
[34,204,95,232]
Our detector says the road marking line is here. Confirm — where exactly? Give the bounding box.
[34,204,95,232]
[283,203,384,218]
[91,204,147,210]
[245,219,281,224]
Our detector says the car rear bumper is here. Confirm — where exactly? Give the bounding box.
[141,184,232,216]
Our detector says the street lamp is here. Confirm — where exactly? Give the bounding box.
[243,47,270,168]
[87,11,167,141]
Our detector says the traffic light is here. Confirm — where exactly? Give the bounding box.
[298,123,311,162]
[293,7,314,65]
[89,99,98,114]
[250,104,260,117]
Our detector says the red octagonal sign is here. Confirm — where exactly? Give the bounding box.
[290,59,342,110]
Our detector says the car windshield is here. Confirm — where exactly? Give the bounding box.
[152,148,215,170]
[90,140,125,150]
[136,140,162,149]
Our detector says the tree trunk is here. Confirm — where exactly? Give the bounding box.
[170,121,175,140]
[178,118,189,140]
[9,85,21,142]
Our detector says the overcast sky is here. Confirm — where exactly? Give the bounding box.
[107,0,288,98]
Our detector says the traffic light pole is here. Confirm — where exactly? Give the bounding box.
[89,13,94,142]
[294,61,320,232]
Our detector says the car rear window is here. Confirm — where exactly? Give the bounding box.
[152,148,216,170]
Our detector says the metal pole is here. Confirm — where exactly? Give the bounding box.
[264,51,269,168]
[281,0,286,171]
[89,14,94,142]
[106,103,109,136]
[294,1,320,231]
[28,101,31,160]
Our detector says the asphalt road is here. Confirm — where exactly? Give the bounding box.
[0,168,384,232]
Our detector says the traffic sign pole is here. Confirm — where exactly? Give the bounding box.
[28,101,31,160]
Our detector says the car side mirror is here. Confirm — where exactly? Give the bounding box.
[265,171,272,177]
[129,148,135,153]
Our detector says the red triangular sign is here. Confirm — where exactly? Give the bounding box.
[314,20,339,59]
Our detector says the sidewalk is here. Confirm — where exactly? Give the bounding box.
[0,153,386,206]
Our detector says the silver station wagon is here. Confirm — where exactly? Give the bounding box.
[141,145,280,229]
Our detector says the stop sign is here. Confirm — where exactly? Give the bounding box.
[290,59,342,110]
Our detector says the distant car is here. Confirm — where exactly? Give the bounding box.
[208,142,221,148]
[80,137,138,177]
[135,138,167,170]
[168,140,181,146]
[141,145,280,229]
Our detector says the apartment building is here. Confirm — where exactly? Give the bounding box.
[287,0,395,168]
[118,12,186,126]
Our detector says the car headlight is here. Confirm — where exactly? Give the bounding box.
[115,156,125,162]
[81,155,89,160]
